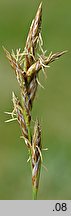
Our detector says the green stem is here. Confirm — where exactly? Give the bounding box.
[32,187,37,200]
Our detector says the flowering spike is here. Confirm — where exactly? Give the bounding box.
[4,2,67,200]
[24,2,42,71]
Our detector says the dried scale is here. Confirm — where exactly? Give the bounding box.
[4,2,67,199]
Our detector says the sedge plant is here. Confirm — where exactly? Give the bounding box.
[3,3,67,200]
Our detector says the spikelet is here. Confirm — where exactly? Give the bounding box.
[12,92,29,145]
[3,47,32,122]
[32,120,41,193]
[24,2,42,71]
[27,76,38,109]
[26,51,67,78]
[21,87,31,122]
[42,50,67,65]
[3,47,26,88]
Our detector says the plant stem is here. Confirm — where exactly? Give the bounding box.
[32,187,37,200]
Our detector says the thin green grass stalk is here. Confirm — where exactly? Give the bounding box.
[4,2,67,200]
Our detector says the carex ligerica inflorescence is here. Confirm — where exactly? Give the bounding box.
[4,2,67,199]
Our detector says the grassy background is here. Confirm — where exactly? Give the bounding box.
[0,0,71,199]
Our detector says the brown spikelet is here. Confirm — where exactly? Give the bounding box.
[21,76,37,122]
[21,88,31,122]
[27,76,38,109]
[32,120,41,191]
[24,2,42,71]
[3,47,27,88]
[21,76,38,121]
[12,92,28,141]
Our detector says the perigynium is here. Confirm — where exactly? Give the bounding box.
[3,2,67,200]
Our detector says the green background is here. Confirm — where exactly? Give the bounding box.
[0,0,71,200]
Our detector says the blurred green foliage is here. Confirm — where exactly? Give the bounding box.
[0,0,71,199]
